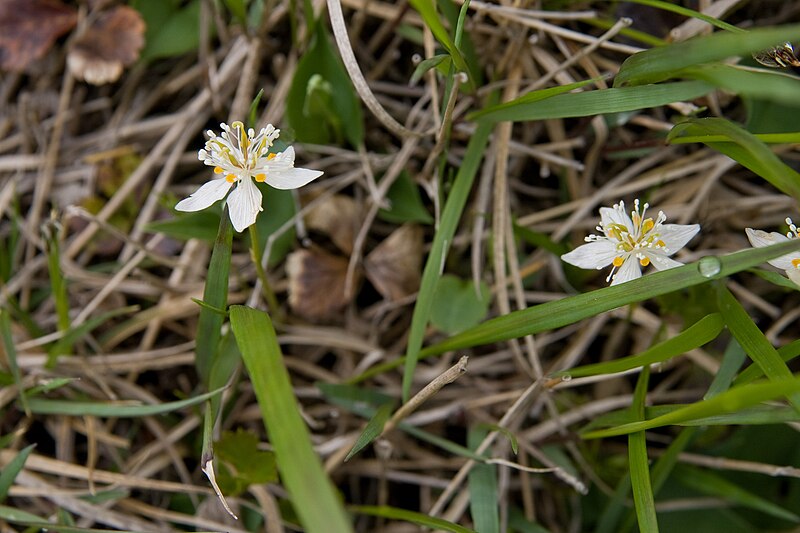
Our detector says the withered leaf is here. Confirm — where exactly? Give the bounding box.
[286,248,359,321]
[364,224,423,301]
[67,5,145,85]
[0,0,77,72]
[305,194,361,255]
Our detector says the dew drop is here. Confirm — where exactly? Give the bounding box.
[697,256,722,278]
[560,374,572,383]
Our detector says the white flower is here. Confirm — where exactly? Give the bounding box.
[175,121,323,232]
[745,218,800,286]
[561,199,700,286]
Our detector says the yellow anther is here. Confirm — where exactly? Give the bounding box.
[639,257,650,267]
[255,173,266,182]
[656,240,666,247]
[642,219,655,233]
[267,153,277,160]
[613,256,625,267]
[792,258,800,268]
[225,174,236,183]
[214,166,224,174]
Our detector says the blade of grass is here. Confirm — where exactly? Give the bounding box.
[582,378,800,439]
[345,401,395,461]
[629,366,659,532]
[466,78,600,121]
[48,305,139,367]
[679,64,800,106]
[705,338,747,399]
[668,117,800,201]
[736,339,800,385]
[229,305,352,533]
[349,505,476,533]
[195,206,233,386]
[26,387,224,417]
[0,444,35,503]
[554,313,723,378]
[607,0,743,34]
[468,80,713,122]
[614,24,800,86]
[401,107,495,402]
[468,426,500,533]
[407,0,472,90]
[0,308,28,416]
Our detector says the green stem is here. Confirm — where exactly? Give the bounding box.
[248,224,283,323]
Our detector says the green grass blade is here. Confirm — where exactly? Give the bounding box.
[468,426,499,533]
[401,112,495,402]
[349,505,476,533]
[0,505,47,524]
[668,117,800,201]
[615,24,800,86]
[582,378,800,439]
[609,0,743,33]
[674,465,800,522]
[48,305,139,366]
[705,339,747,399]
[0,444,34,503]
[407,0,472,90]
[735,339,800,385]
[0,308,28,416]
[26,387,224,417]
[468,80,712,122]
[680,64,800,106]
[345,402,394,461]
[229,305,352,533]
[195,207,233,386]
[556,313,723,378]
[467,78,599,122]
[629,367,659,532]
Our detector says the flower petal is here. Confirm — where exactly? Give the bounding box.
[265,167,324,190]
[746,228,796,269]
[600,205,633,231]
[786,268,800,288]
[610,257,641,285]
[175,178,232,212]
[226,178,263,232]
[561,241,618,269]
[659,223,700,254]
[647,253,683,271]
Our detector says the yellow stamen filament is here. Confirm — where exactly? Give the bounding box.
[613,257,625,267]
[214,166,224,174]
[255,173,266,182]
[639,257,650,267]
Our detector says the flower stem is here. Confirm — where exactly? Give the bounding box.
[248,224,283,323]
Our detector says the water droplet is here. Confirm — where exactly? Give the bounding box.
[698,256,722,278]
[561,374,572,383]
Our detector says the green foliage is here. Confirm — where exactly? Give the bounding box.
[253,186,297,268]
[287,23,364,147]
[468,426,499,533]
[378,171,434,224]
[133,0,206,61]
[215,428,277,496]
[430,274,491,334]
[146,210,222,242]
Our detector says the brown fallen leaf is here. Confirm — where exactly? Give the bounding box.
[0,0,77,72]
[286,247,360,321]
[305,194,361,255]
[364,224,423,301]
[67,5,145,85]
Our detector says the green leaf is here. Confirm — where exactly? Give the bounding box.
[229,306,352,533]
[0,308,28,415]
[749,268,800,291]
[349,505,476,533]
[134,0,205,61]
[216,428,277,496]
[379,171,434,224]
[345,402,395,461]
[221,0,248,25]
[468,426,499,533]
[470,81,713,122]
[668,117,800,201]
[146,210,221,242]
[287,24,364,147]
[467,78,599,121]
[430,275,491,334]
[736,339,800,385]
[679,64,800,107]
[410,54,450,85]
[614,24,800,87]
[629,367,659,532]
[255,186,297,267]
[705,339,747,399]
[0,444,34,503]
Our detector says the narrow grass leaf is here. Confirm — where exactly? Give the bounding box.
[674,465,800,522]
[195,209,232,386]
[0,444,34,503]
[349,505,476,533]
[705,339,747,399]
[345,401,394,461]
[611,0,743,34]
[679,64,800,106]
[736,339,800,385]
[0,506,47,524]
[410,54,450,85]
[629,367,659,532]
[0,308,28,415]
[48,305,139,367]
[401,112,494,401]
[468,426,499,533]
[668,117,800,200]
[467,78,598,121]
[582,378,800,439]
[26,387,224,417]
[614,24,800,86]
[407,0,472,90]
[229,306,352,533]
[556,313,723,378]
[469,80,711,122]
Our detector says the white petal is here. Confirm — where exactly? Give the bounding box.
[746,228,796,269]
[175,178,232,212]
[610,257,641,285]
[265,167,324,190]
[786,268,800,288]
[226,178,263,232]
[561,241,618,269]
[647,253,683,271]
[659,224,700,255]
[600,206,633,231]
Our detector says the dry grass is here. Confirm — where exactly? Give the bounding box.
[2,0,800,531]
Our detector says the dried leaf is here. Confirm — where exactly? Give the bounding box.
[365,225,423,301]
[0,0,77,71]
[286,248,358,320]
[67,5,145,85]
[305,194,361,254]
